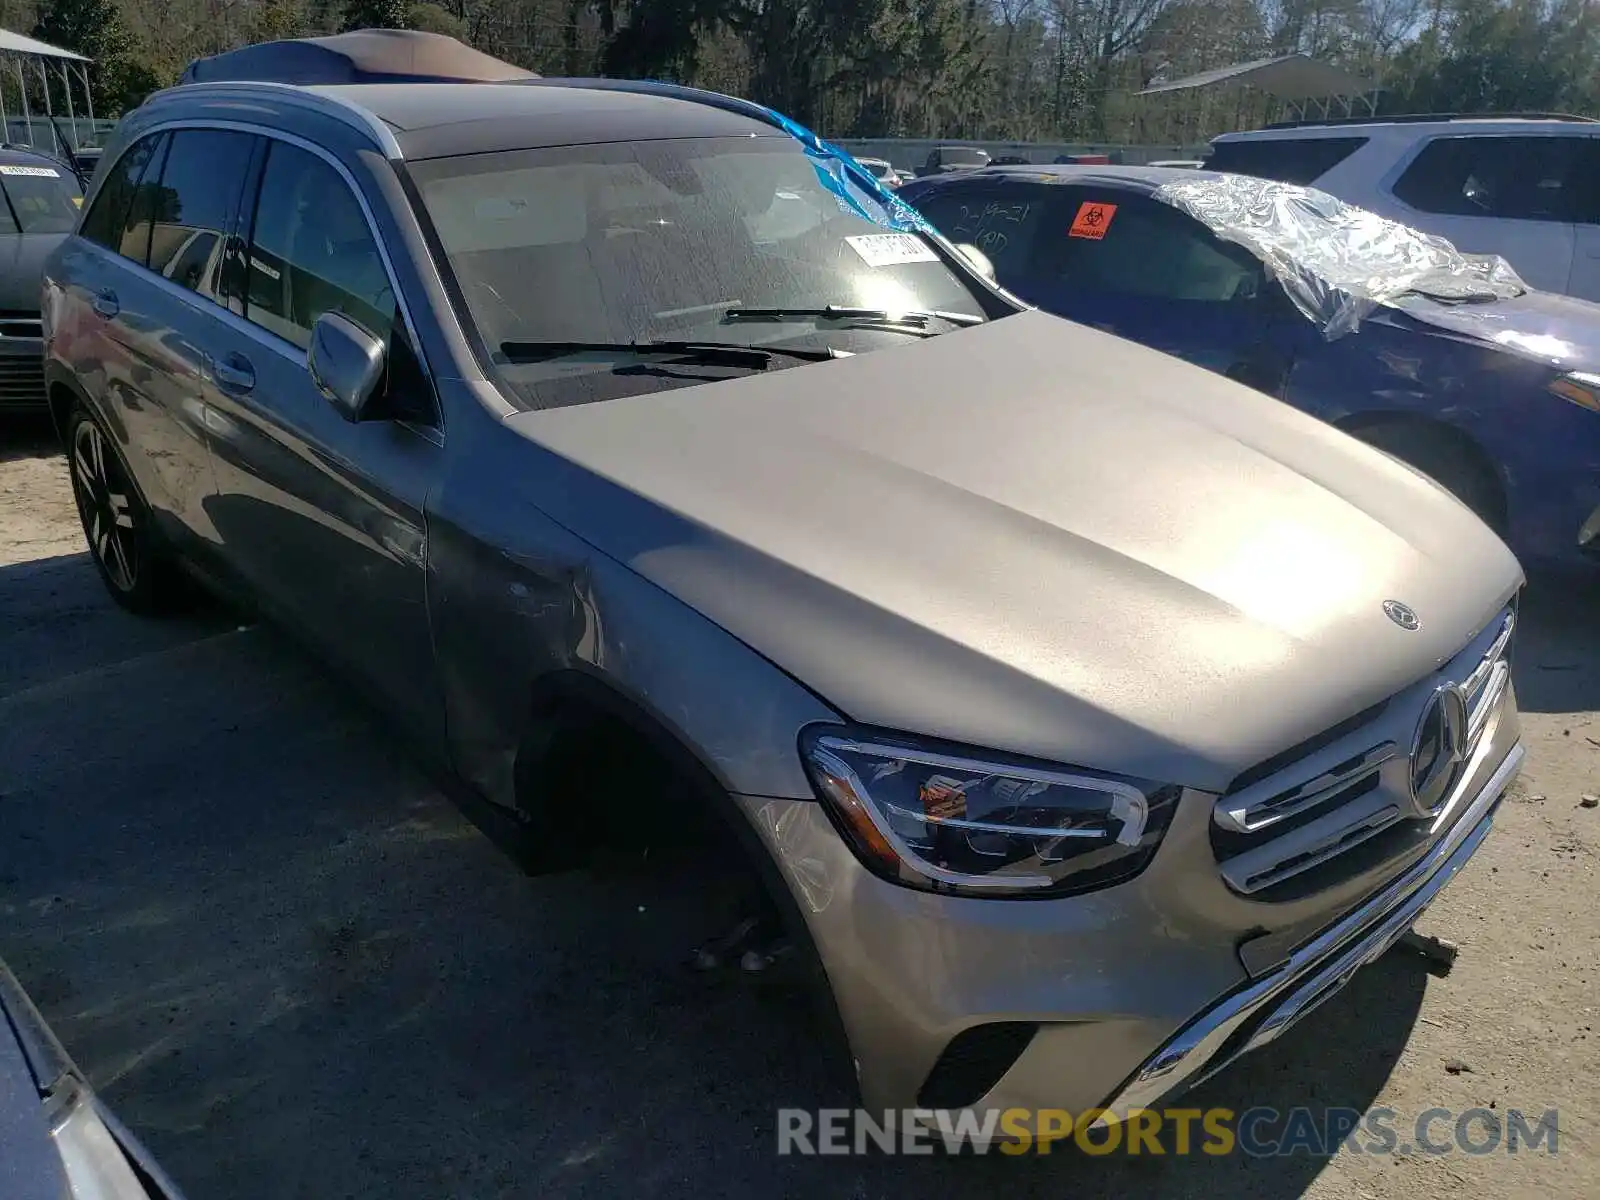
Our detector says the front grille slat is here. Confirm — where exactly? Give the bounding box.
[1219,741,1398,834]
[1214,604,1515,899]
[0,355,45,408]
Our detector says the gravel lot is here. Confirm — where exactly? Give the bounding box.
[2,416,1596,1199]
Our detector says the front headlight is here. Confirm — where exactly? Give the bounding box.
[1550,371,1600,413]
[800,728,1180,897]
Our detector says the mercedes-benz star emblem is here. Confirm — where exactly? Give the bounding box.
[1383,600,1420,630]
[1410,683,1469,815]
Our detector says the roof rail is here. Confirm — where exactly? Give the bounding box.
[514,77,805,141]
[1260,111,1599,130]
[142,80,404,158]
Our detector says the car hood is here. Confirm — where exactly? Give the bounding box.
[1386,290,1600,375]
[507,310,1522,792]
[0,233,66,314]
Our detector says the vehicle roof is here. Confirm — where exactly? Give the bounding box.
[908,163,1221,193]
[144,78,794,161]
[0,145,74,169]
[318,80,786,157]
[1213,117,1600,142]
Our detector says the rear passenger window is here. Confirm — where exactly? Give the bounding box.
[1203,137,1368,185]
[243,140,395,350]
[1570,141,1600,225]
[1040,190,1264,303]
[145,130,256,296]
[911,185,1047,279]
[79,133,167,261]
[1393,136,1593,222]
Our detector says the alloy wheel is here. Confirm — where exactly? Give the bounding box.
[70,418,139,593]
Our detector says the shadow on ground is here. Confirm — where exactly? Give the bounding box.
[1514,570,1600,715]
[2,544,1522,1199]
[1,413,59,463]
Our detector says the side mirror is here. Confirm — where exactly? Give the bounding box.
[308,311,386,423]
[955,242,997,282]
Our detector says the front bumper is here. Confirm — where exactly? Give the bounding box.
[1098,737,1521,1120]
[738,717,1522,1119]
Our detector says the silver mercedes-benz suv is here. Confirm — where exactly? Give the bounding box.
[42,66,1524,1131]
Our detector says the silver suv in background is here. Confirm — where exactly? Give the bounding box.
[0,145,83,411]
[43,73,1524,1133]
[1207,115,1600,300]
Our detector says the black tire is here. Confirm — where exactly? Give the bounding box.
[1353,422,1506,534]
[66,404,189,615]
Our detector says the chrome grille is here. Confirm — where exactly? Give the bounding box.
[0,354,44,409]
[1214,605,1515,897]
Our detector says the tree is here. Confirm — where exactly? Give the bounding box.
[341,0,412,30]
[408,2,470,36]
[32,0,153,111]
[253,0,312,41]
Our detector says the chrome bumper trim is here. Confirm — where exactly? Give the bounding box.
[1097,739,1524,1123]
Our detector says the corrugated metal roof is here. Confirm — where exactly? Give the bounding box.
[0,29,90,62]
[1139,54,1372,101]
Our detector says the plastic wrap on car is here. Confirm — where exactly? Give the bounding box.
[1153,176,1527,340]
[757,105,935,236]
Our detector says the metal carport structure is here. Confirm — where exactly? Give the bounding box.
[1139,54,1379,121]
[0,28,95,154]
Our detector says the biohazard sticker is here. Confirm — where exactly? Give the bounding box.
[845,233,940,267]
[1069,201,1117,240]
[0,164,60,178]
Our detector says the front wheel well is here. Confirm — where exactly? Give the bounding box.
[509,671,857,1090]
[47,380,80,447]
[1336,413,1508,534]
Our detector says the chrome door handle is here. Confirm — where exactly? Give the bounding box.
[92,288,118,318]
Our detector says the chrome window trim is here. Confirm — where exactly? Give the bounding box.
[142,81,404,160]
[77,132,165,254]
[101,116,443,439]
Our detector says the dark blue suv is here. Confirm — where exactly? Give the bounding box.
[901,165,1600,570]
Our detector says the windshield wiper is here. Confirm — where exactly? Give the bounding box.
[498,339,840,366]
[724,305,984,329]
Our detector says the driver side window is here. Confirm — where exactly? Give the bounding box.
[243,140,396,351]
[1041,190,1264,303]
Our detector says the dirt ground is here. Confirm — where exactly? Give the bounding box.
[1,416,1596,1199]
